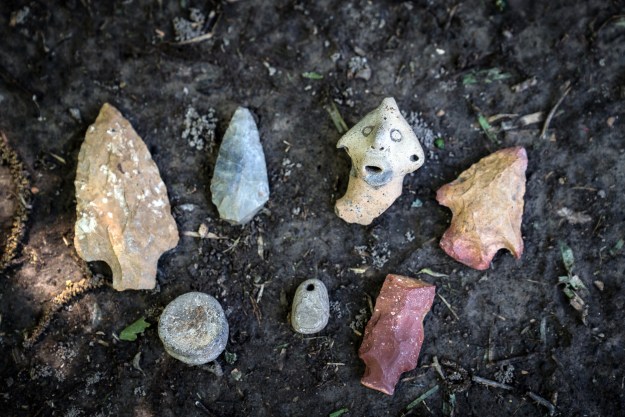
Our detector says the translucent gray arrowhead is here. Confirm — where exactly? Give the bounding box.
[211,107,269,225]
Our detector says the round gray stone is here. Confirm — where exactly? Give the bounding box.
[158,292,229,365]
[291,278,330,334]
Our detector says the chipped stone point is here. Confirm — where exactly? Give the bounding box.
[158,292,229,365]
[74,103,179,291]
[211,107,269,225]
[436,146,527,270]
[335,98,425,225]
[359,274,435,395]
[291,278,330,334]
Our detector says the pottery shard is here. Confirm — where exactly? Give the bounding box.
[211,107,269,225]
[359,274,435,395]
[335,98,425,225]
[436,146,527,270]
[74,103,179,291]
[291,278,330,334]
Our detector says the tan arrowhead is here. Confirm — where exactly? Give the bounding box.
[74,103,179,290]
[436,147,527,270]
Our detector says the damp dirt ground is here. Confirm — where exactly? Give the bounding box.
[1,1,624,416]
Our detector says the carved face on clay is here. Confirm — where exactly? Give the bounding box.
[335,97,425,225]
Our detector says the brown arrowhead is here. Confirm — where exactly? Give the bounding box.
[436,146,527,270]
[74,103,179,291]
[359,274,435,395]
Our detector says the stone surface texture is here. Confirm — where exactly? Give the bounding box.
[359,274,435,395]
[335,97,425,225]
[158,292,229,365]
[74,103,179,291]
[291,278,330,334]
[211,107,269,225]
[436,146,527,270]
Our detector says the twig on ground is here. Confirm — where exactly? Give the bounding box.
[540,82,571,140]
[175,32,214,45]
[401,385,440,415]
[437,293,459,320]
[528,391,556,415]
[249,295,262,325]
[472,375,513,390]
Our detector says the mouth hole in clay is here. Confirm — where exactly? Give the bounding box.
[306,284,315,291]
[365,165,383,174]
[410,154,419,162]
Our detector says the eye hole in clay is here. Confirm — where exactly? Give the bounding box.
[410,154,419,162]
[306,284,315,291]
[362,126,374,137]
[390,129,402,142]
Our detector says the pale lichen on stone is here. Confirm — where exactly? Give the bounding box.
[74,103,179,291]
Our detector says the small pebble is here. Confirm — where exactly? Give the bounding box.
[291,279,330,334]
[68,107,82,122]
[158,292,229,365]
[594,280,604,291]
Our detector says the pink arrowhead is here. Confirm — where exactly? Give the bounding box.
[359,274,436,395]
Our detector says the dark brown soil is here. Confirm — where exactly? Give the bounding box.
[1,1,624,416]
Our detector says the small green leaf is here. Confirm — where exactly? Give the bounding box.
[418,268,449,278]
[405,385,439,410]
[224,351,238,365]
[463,68,511,85]
[477,114,497,143]
[610,238,624,256]
[559,241,575,274]
[302,71,324,80]
[434,137,445,149]
[329,408,348,417]
[324,101,348,134]
[567,275,587,291]
[561,286,575,299]
[119,317,150,341]
[462,74,477,85]
[443,392,457,416]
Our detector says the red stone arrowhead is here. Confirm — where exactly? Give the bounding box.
[359,274,436,395]
[436,146,527,270]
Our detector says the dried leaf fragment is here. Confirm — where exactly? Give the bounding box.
[436,147,527,270]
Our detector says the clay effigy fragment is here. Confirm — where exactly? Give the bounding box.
[74,103,179,291]
[291,278,330,334]
[211,107,269,225]
[359,274,435,395]
[335,98,425,225]
[436,146,527,270]
[158,292,229,365]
